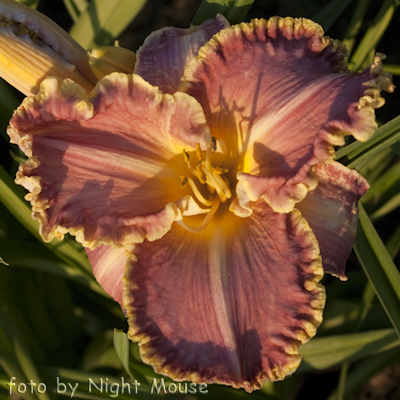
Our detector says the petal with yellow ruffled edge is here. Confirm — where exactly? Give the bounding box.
[8,73,211,249]
[297,161,369,280]
[123,201,325,392]
[135,14,229,94]
[181,17,394,215]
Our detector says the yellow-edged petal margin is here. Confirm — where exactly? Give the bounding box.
[181,17,394,215]
[8,73,212,249]
[123,200,325,392]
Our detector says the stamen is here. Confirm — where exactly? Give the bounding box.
[182,150,190,164]
[180,175,188,188]
[178,198,220,233]
[187,177,214,207]
[212,171,232,199]
[196,143,203,162]
[212,137,217,151]
[202,168,227,203]
[196,165,207,184]
[182,149,199,179]
[207,184,216,194]
[214,167,229,175]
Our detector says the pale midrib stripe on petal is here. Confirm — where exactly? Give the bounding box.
[40,138,179,179]
[246,74,346,151]
[208,226,241,379]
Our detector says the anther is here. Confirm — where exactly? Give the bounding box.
[180,175,188,188]
[196,143,203,162]
[212,137,217,151]
[182,150,190,164]
[196,165,207,184]
[214,167,229,175]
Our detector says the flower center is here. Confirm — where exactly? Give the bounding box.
[179,138,232,232]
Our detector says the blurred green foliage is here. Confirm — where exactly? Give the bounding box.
[1,0,400,399]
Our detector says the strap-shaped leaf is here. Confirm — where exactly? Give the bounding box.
[354,204,400,338]
[312,0,352,31]
[192,0,255,25]
[113,329,133,379]
[349,0,399,70]
[299,328,400,372]
[0,292,51,400]
[335,115,400,171]
[69,0,147,48]
[0,164,92,275]
[341,0,372,54]
[327,346,400,400]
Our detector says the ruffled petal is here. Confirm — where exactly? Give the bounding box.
[135,14,229,94]
[296,161,369,280]
[181,17,393,214]
[123,201,325,392]
[8,73,211,248]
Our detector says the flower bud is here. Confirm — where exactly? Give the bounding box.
[0,0,97,96]
[87,46,136,80]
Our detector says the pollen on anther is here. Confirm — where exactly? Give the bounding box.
[180,175,188,188]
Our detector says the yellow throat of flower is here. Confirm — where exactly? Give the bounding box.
[179,138,232,232]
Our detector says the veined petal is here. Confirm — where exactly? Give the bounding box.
[181,17,394,213]
[123,202,325,391]
[0,0,97,95]
[87,244,127,305]
[296,161,369,280]
[8,73,211,248]
[135,14,229,94]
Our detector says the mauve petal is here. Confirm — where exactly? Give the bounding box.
[135,14,229,94]
[181,17,393,214]
[8,74,211,248]
[296,161,369,280]
[87,244,126,305]
[123,201,325,391]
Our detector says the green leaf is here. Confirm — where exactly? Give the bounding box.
[354,204,400,338]
[312,0,352,32]
[386,223,400,259]
[0,292,51,400]
[15,0,41,9]
[299,329,400,372]
[0,240,104,295]
[0,164,93,276]
[192,0,255,25]
[69,0,147,48]
[383,64,400,75]
[349,0,399,70]
[37,367,178,399]
[341,0,371,54]
[113,329,133,379]
[327,346,400,400]
[335,114,400,171]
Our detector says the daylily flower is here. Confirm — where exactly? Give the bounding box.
[1,0,395,392]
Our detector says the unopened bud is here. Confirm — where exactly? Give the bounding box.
[87,46,136,80]
[0,0,97,96]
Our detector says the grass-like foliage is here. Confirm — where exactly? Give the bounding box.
[0,0,400,399]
